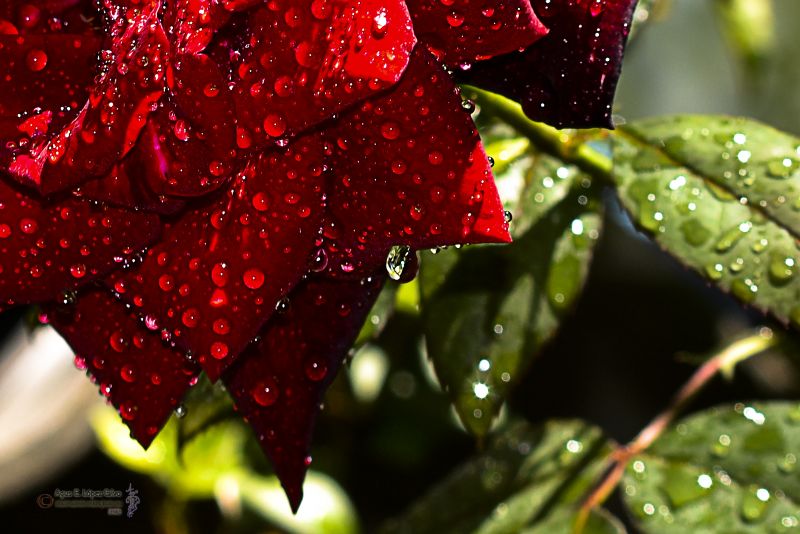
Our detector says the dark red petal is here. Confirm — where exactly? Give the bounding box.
[48,288,200,448]
[3,8,168,193]
[108,137,327,381]
[74,157,186,214]
[137,53,237,197]
[461,0,637,128]
[77,53,237,207]
[0,35,101,154]
[0,0,100,35]
[406,0,547,65]
[320,49,510,278]
[0,176,160,307]
[229,0,416,149]
[223,274,385,512]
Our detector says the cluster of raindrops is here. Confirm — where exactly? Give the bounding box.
[618,127,800,327]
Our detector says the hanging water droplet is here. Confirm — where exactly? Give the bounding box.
[174,404,187,418]
[386,245,411,281]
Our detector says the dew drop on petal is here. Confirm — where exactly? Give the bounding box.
[304,356,328,382]
[252,378,279,406]
[243,268,265,289]
[120,364,136,383]
[26,48,47,71]
[182,308,200,328]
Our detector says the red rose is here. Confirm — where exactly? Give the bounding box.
[0,0,635,509]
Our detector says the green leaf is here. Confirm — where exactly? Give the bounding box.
[379,420,621,534]
[622,116,800,235]
[622,402,800,532]
[612,116,800,328]
[420,157,602,436]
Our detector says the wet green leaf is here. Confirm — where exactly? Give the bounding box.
[379,420,621,534]
[613,117,800,328]
[420,158,602,436]
[623,402,800,533]
[622,116,800,235]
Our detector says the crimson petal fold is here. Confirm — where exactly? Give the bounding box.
[108,135,328,381]
[406,0,547,65]
[0,177,160,307]
[48,288,200,448]
[228,0,416,150]
[223,273,386,512]
[320,49,510,279]
[461,0,638,128]
[3,6,168,193]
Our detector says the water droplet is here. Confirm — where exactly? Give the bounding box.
[380,121,400,140]
[182,308,199,328]
[109,331,127,352]
[243,268,265,289]
[741,485,771,522]
[304,356,328,381]
[386,245,411,281]
[174,404,187,418]
[120,402,136,421]
[120,364,136,383]
[263,113,287,137]
[211,262,229,287]
[275,298,290,313]
[680,219,711,247]
[19,218,38,234]
[768,252,795,284]
[309,248,329,272]
[26,48,47,71]
[252,378,279,406]
[210,341,229,360]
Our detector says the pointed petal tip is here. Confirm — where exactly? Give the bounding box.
[285,484,304,514]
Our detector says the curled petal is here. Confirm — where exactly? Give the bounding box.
[320,49,510,278]
[0,177,160,307]
[141,53,237,197]
[108,137,328,381]
[48,289,199,448]
[228,0,416,149]
[461,0,637,128]
[163,0,229,54]
[3,7,168,193]
[75,156,186,214]
[406,0,547,65]
[223,274,385,512]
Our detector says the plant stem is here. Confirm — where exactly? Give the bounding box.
[468,88,614,182]
[572,329,777,533]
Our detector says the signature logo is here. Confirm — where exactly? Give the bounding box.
[125,483,140,518]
